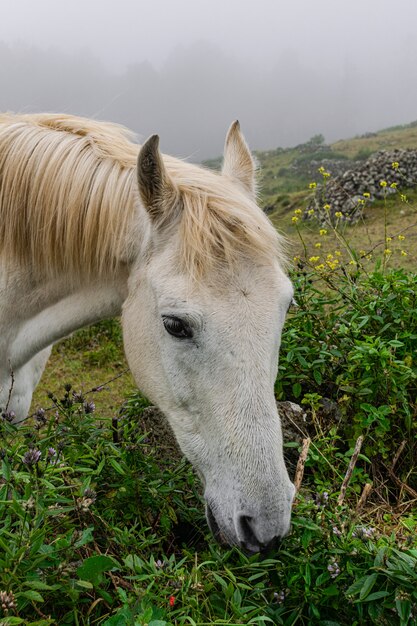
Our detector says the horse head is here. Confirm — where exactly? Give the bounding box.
[122,122,295,552]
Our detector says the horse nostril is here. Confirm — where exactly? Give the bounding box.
[237,515,281,554]
[237,515,263,552]
[260,535,281,555]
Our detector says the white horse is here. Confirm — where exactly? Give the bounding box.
[0,113,295,552]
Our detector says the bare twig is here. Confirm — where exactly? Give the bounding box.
[384,464,417,500]
[338,435,364,506]
[391,440,407,472]
[82,368,130,395]
[356,482,373,512]
[293,437,311,494]
[4,361,15,412]
[396,497,417,510]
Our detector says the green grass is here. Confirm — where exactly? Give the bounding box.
[274,188,417,272]
[2,324,417,625]
[5,124,416,625]
[8,255,417,625]
[32,320,136,422]
[332,123,417,160]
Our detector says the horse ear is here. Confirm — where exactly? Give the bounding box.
[137,134,176,221]
[222,120,256,197]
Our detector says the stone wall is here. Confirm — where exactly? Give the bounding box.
[293,157,354,181]
[307,149,417,222]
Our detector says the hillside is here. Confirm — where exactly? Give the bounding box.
[204,121,417,271]
[205,119,417,207]
[256,121,417,210]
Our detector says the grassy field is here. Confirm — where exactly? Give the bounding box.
[332,123,417,159]
[8,254,417,625]
[4,125,415,625]
[32,320,136,423]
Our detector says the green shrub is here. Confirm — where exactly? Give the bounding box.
[277,267,417,462]
[1,175,416,624]
[1,393,416,625]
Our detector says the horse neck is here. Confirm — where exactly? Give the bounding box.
[0,261,129,372]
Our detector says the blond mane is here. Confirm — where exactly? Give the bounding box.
[0,113,285,280]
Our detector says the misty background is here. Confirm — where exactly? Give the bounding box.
[1,0,417,160]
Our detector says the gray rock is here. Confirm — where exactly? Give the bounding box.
[306,148,417,223]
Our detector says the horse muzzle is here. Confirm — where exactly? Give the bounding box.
[205,494,293,554]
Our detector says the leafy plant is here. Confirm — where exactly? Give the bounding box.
[1,159,416,624]
[1,378,416,625]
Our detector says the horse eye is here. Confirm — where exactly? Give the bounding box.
[162,316,193,339]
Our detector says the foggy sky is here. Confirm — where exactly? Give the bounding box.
[1,0,417,160]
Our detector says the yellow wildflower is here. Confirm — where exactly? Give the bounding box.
[326,260,339,270]
[292,216,299,224]
[398,234,405,241]
[309,256,320,263]
[390,182,397,189]
[363,192,370,198]
[392,161,399,169]
[314,242,322,249]
[293,256,300,262]
[307,208,315,215]
[318,166,325,174]
[400,194,408,202]
[294,209,302,215]
[401,250,408,256]
[323,204,331,211]
[384,248,391,255]
[319,229,328,236]
[315,264,325,271]
[327,253,334,260]
[349,260,357,266]
[335,250,342,257]
[309,182,317,189]
[386,237,392,242]
[380,180,387,188]
[335,211,343,218]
